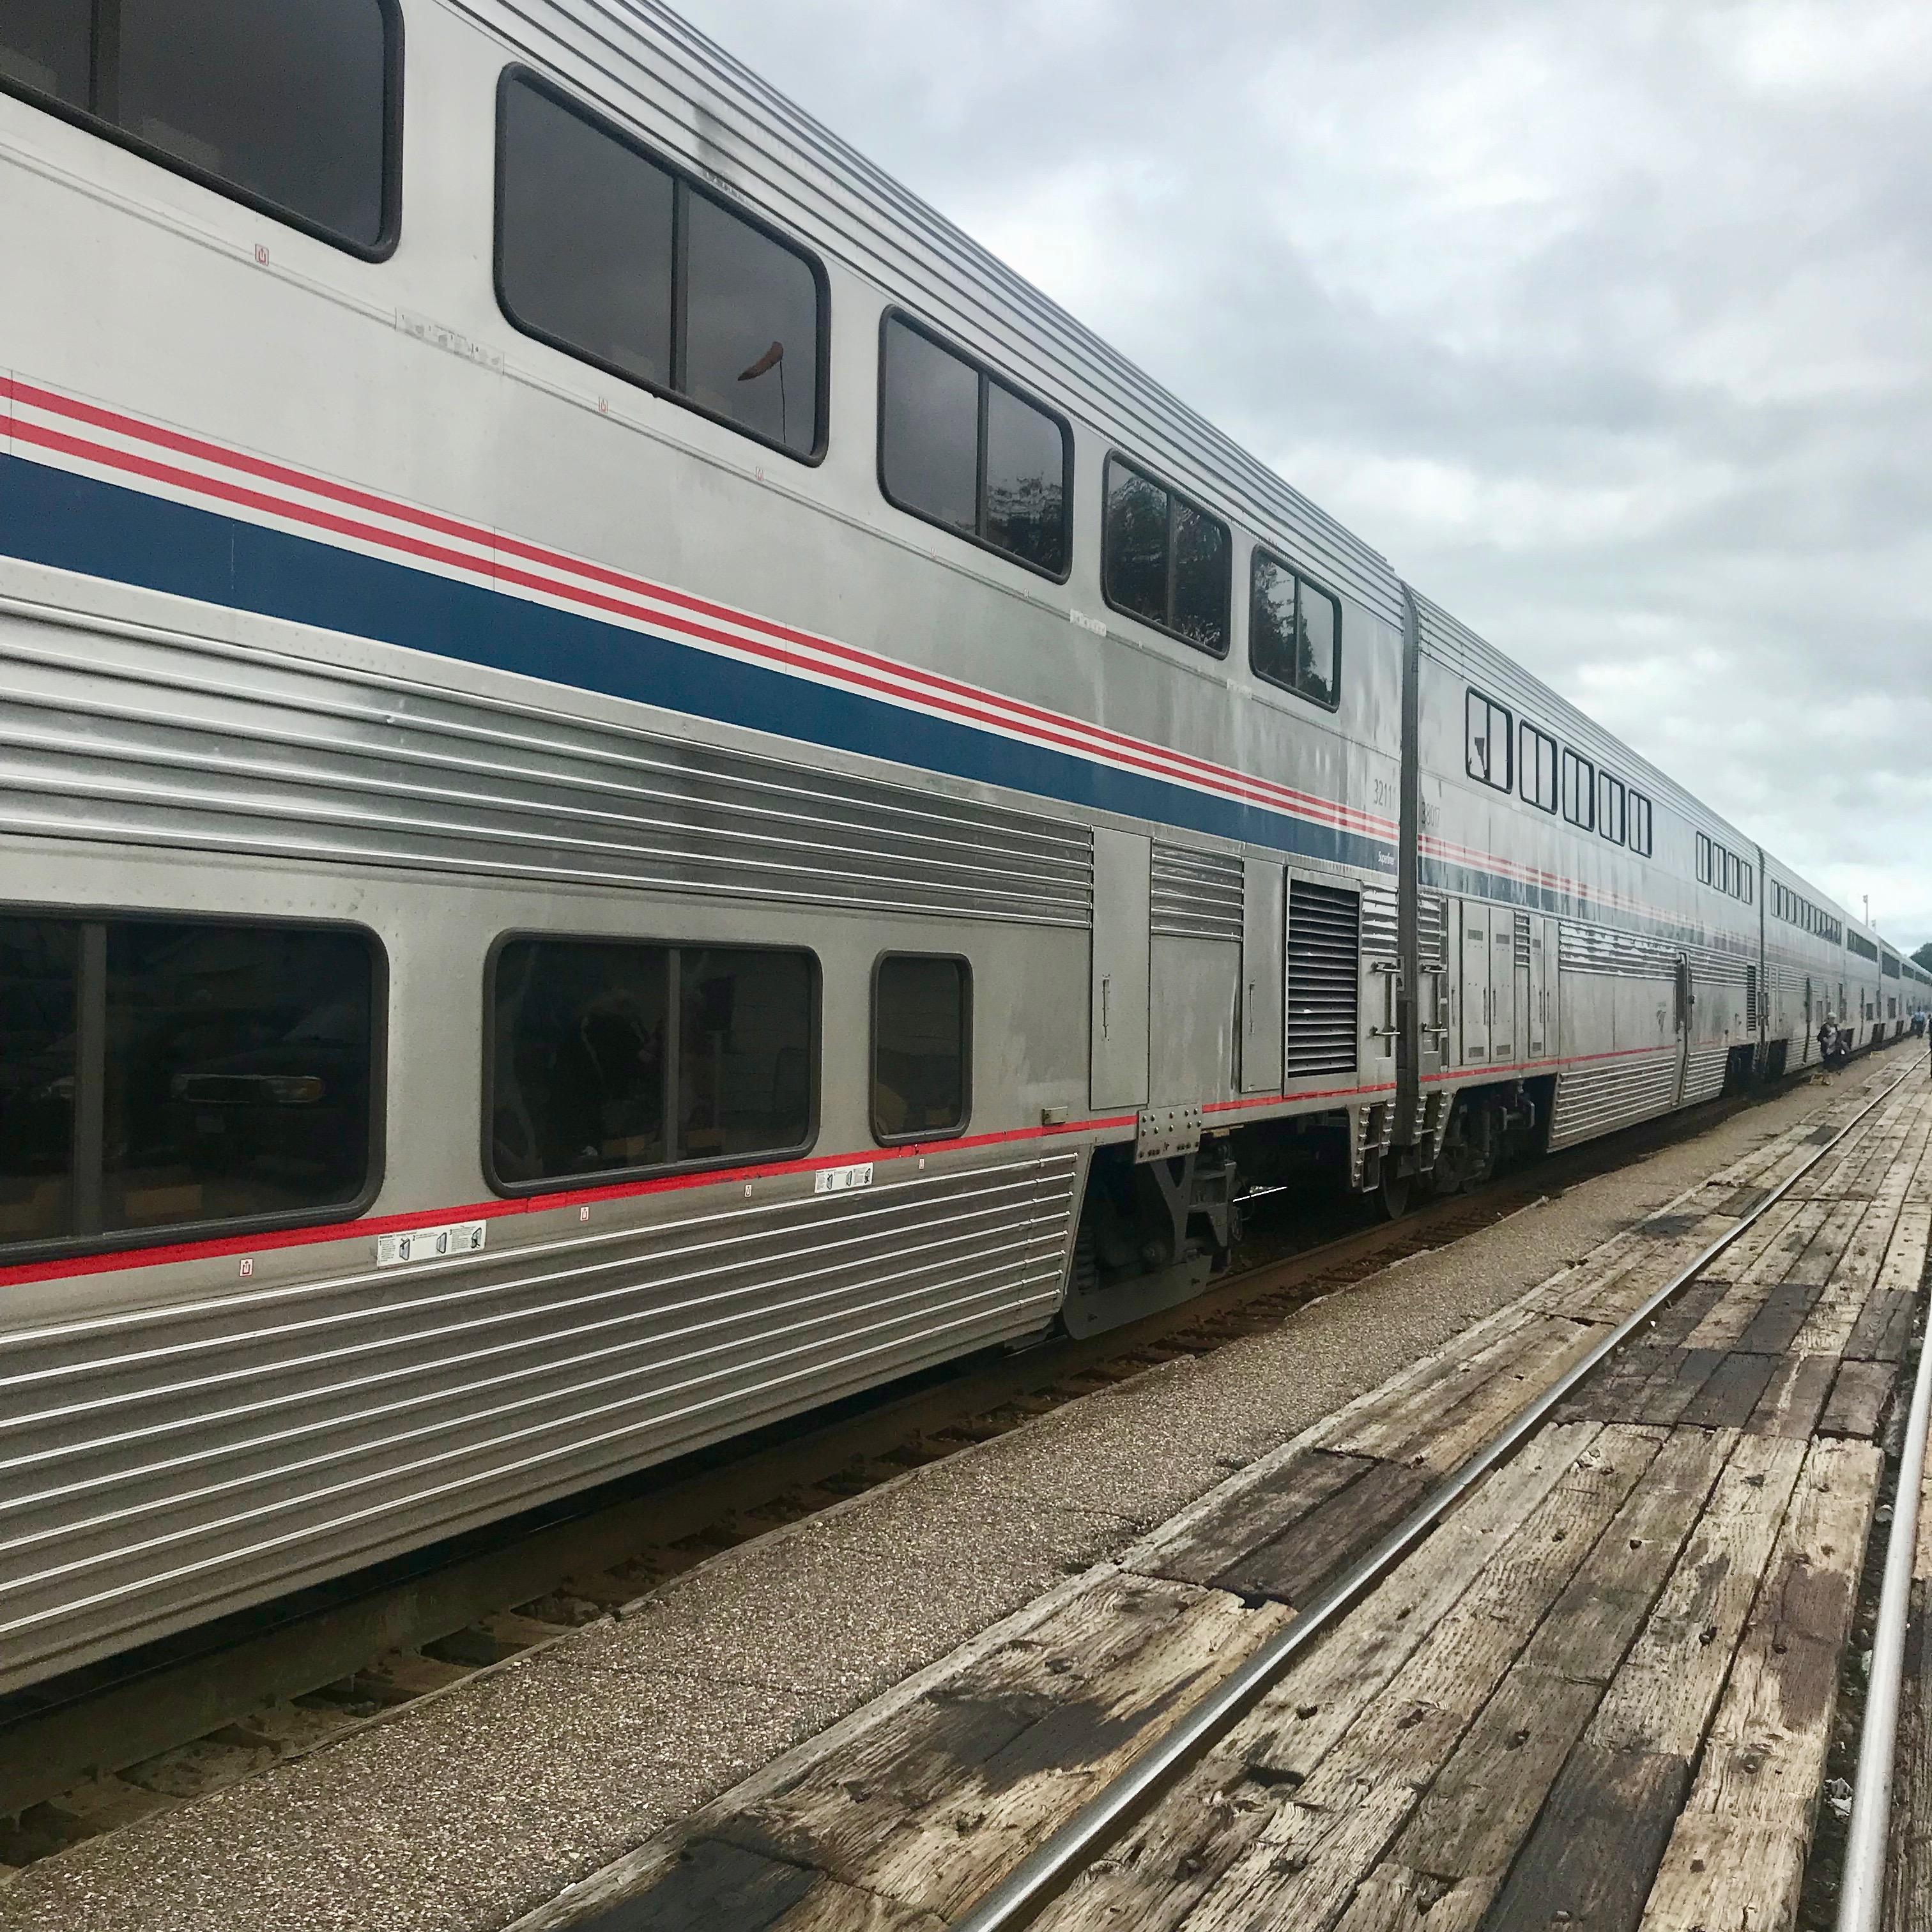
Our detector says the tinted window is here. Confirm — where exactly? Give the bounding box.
[1250,553,1340,708]
[879,320,1069,574]
[497,80,673,390]
[677,947,813,1160]
[101,922,374,1232]
[983,379,1068,572]
[1466,691,1512,792]
[491,937,813,1188]
[0,914,377,1252]
[0,1,395,251]
[497,73,824,461]
[683,188,820,456]
[880,320,978,533]
[1103,462,1167,628]
[1103,457,1230,655]
[873,956,969,1141]
[0,918,77,1245]
[1561,749,1593,828]
[0,0,88,105]
[1519,722,1558,812]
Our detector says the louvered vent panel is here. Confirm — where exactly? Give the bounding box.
[1360,885,1399,962]
[1286,880,1360,1077]
[1418,893,1448,969]
[1149,843,1244,942]
[1514,911,1531,969]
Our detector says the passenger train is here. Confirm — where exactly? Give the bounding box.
[1,0,1925,1697]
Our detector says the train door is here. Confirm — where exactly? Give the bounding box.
[1239,857,1284,1095]
[1491,917,1517,1064]
[1090,828,1150,1110]
[1459,901,1491,1064]
[1526,915,1553,1061]
[1802,976,1813,1062]
[1673,954,1694,1102]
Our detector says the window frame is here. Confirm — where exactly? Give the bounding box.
[1560,747,1595,831]
[480,927,821,1199]
[876,309,1074,584]
[1597,770,1626,845]
[1517,721,1558,813]
[868,950,973,1147]
[1627,790,1653,857]
[493,65,831,467]
[1247,546,1344,713]
[0,903,389,1266]
[1464,688,1514,793]
[0,0,404,261]
[1100,452,1233,659]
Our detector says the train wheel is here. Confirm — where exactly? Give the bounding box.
[1378,1164,1413,1220]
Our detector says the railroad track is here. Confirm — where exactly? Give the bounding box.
[0,1066,1856,1874]
[949,1058,1928,1932]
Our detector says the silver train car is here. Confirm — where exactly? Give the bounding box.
[0,0,1919,1695]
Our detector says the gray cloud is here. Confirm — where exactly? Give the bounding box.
[676,0,1932,953]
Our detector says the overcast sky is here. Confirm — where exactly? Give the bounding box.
[676,0,1932,956]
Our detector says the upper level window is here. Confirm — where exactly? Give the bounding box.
[1597,771,1626,844]
[488,935,815,1190]
[0,0,399,256]
[0,912,379,1255]
[1102,457,1230,656]
[1629,791,1653,856]
[1561,749,1594,829]
[496,71,824,461]
[878,316,1070,578]
[872,954,970,1142]
[1250,553,1341,709]
[1465,691,1512,792]
[1519,722,1558,813]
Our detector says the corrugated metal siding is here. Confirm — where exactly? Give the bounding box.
[1548,1052,1680,1149]
[1285,880,1360,1078]
[1149,842,1243,943]
[453,0,1402,622]
[0,611,1094,926]
[1560,923,1680,979]
[0,1151,1078,1690]
[1681,1041,1731,1104]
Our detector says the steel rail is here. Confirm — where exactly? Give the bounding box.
[954,1061,1924,1932]
[1837,1087,1932,1932]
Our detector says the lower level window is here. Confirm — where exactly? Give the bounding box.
[489,937,815,1188]
[0,914,378,1251]
[872,954,970,1142]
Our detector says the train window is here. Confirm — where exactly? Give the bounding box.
[1597,772,1626,845]
[1561,749,1595,829]
[0,914,379,1254]
[1628,791,1653,856]
[1102,456,1230,655]
[1722,850,1738,896]
[871,955,970,1143]
[1518,723,1558,812]
[1741,866,1752,905]
[488,936,815,1190]
[496,71,825,463]
[0,0,399,257]
[1250,552,1341,709]
[878,315,1071,578]
[0,918,78,1245]
[1464,691,1512,792]
[1697,833,1712,885]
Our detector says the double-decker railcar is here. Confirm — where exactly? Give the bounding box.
[0,0,1904,1695]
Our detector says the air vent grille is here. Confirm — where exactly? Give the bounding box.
[1286,880,1360,1078]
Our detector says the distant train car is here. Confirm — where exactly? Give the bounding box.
[0,0,1905,1695]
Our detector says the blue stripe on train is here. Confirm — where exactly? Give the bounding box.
[0,452,1395,874]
